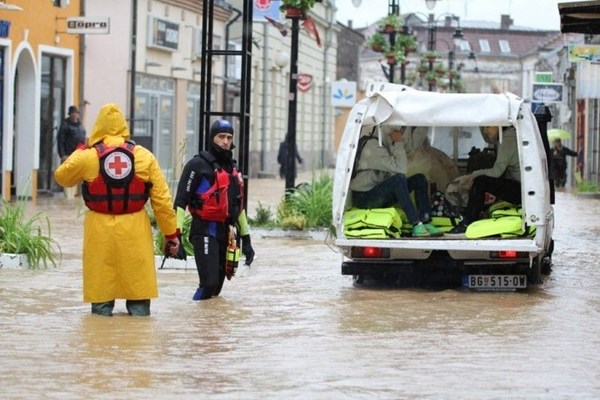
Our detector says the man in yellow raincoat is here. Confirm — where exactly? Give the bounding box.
[54,103,180,316]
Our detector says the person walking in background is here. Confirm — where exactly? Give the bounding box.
[551,138,577,188]
[57,105,86,199]
[277,133,303,179]
[54,103,180,317]
[174,119,255,301]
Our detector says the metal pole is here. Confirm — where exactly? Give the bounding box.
[427,14,436,91]
[387,0,400,84]
[448,49,454,90]
[285,17,300,191]
[129,0,137,134]
[389,30,396,83]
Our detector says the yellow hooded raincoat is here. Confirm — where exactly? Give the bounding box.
[54,104,178,303]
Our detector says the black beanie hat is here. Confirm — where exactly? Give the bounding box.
[209,119,234,139]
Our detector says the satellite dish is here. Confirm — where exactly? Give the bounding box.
[352,0,362,7]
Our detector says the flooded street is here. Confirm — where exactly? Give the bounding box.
[1,189,599,399]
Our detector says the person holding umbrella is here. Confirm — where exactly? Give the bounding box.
[551,138,577,188]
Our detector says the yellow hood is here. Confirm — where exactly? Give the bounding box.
[89,103,130,146]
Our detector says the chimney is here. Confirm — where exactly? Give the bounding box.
[500,14,513,30]
[347,20,353,29]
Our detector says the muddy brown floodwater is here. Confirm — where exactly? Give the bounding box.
[1,189,599,399]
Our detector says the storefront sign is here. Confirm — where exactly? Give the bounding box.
[147,16,179,51]
[331,81,357,107]
[66,17,110,34]
[254,0,281,22]
[568,44,600,62]
[297,73,313,92]
[535,71,553,83]
[532,82,563,103]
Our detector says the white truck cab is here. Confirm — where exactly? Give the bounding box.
[332,81,554,290]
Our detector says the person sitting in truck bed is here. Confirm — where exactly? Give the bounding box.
[349,125,442,238]
[449,125,521,234]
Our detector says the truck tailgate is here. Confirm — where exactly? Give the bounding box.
[334,238,540,252]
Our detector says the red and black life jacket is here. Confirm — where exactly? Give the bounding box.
[188,151,244,223]
[82,141,152,214]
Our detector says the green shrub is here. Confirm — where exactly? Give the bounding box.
[0,200,61,269]
[248,202,276,227]
[576,180,600,193]
[277,174,332,229]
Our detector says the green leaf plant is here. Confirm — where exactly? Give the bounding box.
[0,200,61,269]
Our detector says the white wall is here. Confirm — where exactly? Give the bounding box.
[84,0,131,130]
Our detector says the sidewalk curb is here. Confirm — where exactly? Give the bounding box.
[252,227,330,241]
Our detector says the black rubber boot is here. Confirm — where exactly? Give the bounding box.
[126,300,151,316]
[91,301,115,316]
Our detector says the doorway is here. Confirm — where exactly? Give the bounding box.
[39,54,66,195]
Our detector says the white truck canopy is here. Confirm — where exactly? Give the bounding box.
[333,81,552,251]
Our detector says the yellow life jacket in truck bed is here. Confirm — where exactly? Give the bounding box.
[343,207,410,238]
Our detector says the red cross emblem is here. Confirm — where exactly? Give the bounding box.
[104,152,132,180]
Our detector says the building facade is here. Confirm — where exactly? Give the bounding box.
[249,0,337,177]
[0,0,81,201]
[84,0,232,186]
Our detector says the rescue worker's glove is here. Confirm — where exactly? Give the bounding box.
[163,229,184,259]
[241,234,255,266]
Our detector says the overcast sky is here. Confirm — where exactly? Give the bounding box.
[335,0,585,31]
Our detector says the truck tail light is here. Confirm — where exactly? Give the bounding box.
[351,247,390,259]
[490,250,528,259]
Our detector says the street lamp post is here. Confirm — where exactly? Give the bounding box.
[285,16,300,191]
[387,0,399,83]
[423,13,464,91]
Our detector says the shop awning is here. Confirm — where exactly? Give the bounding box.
[559,0,600,34]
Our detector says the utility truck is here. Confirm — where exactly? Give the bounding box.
[332,82,554,291]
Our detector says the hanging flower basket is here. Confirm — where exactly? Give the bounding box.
[280,0,318,18]
[424,71,438,87]
[284,6,304,18]
[434,64,447,77]
[448,69,461,80]
[422,51,440,64]
[367,32,386,53]
[386,53,396,65]
[378,14,402,34]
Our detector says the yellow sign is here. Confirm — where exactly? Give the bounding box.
[568,44,600,62]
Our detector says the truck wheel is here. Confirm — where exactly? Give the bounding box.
[527,260,543,285]
[541,256,552,275]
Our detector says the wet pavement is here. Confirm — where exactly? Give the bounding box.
[1,180,600,399]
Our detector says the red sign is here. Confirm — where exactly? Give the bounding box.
[297,73,313,92]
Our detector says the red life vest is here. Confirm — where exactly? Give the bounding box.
[189,152,244,223]
[82,141,151,214]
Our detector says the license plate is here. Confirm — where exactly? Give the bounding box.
[465,275,527,290]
